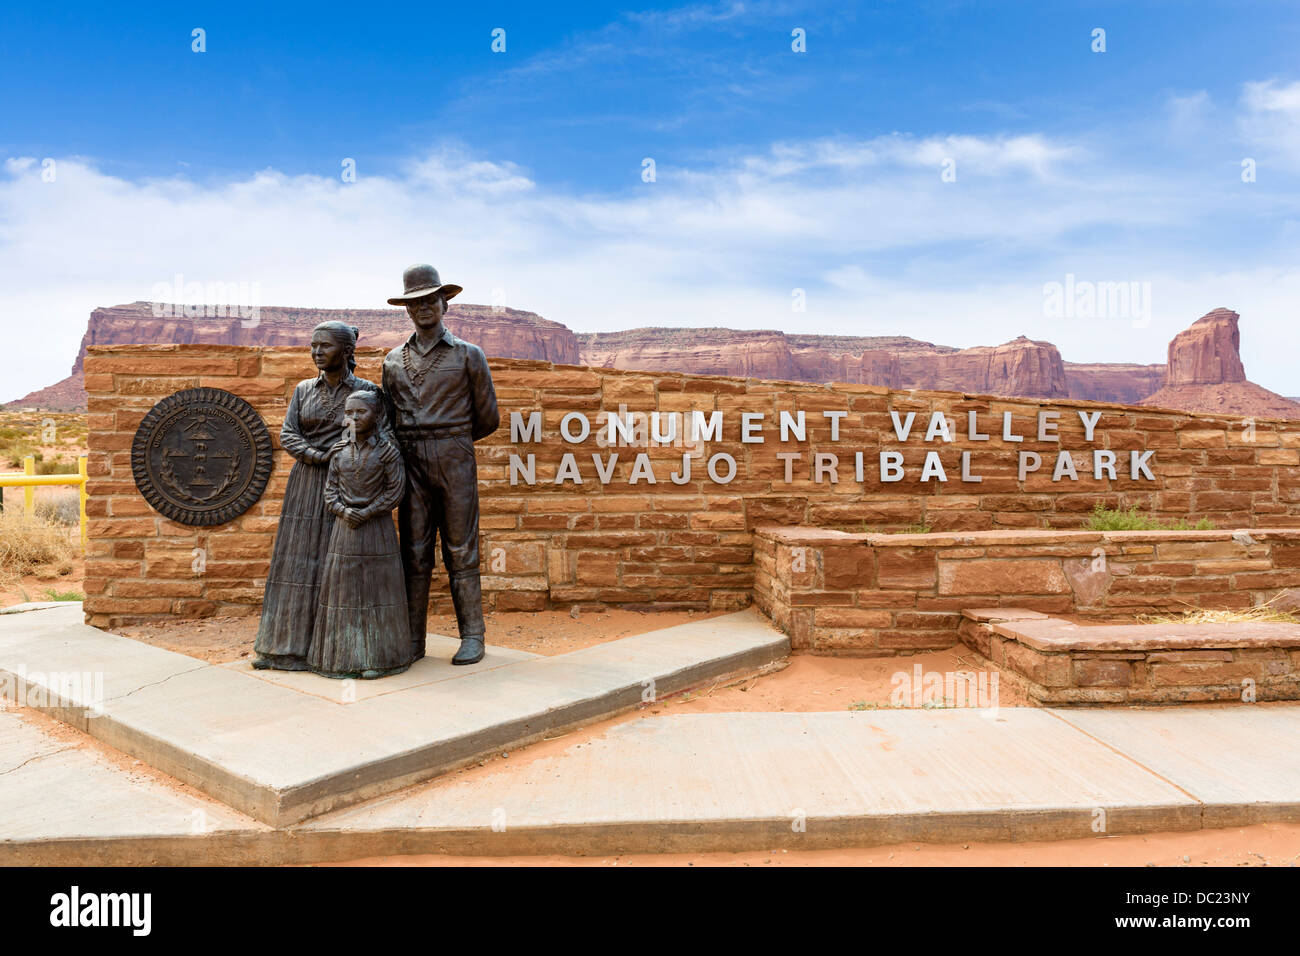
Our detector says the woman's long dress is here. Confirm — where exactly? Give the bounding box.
[254,371,383,662]
[308,435,409,678]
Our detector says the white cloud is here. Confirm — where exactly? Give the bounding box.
[2,119,1299,401]
[1240,79,1300,166]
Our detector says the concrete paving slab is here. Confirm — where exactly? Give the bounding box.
[0,601,68,615]
[0,606,789,826]
[1050,705,1300,827]
[0,604,208,727]
[292,709,1202,858]
[9,703,1300,864]
[222,635,541,704]
[0,710,263,865]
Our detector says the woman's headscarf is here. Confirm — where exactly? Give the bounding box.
[313,321,360,371]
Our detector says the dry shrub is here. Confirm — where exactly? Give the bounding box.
[0,508,76,586]
[1142,595,1299,625]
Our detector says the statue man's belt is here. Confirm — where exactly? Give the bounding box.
[395,423,472,439]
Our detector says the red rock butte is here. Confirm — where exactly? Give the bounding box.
[7,302,1298,420]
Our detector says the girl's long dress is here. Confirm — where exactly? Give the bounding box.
[254,371,383,660]
[309,437,409,677]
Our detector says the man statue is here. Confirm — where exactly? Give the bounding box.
[382,264,500,665]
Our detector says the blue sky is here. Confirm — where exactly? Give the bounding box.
[3,0,1300,398]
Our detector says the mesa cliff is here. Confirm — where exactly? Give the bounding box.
[1141,308,1297,417]
[10,301,579,410]
[7,302,1296,420]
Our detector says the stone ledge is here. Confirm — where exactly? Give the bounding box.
[992,618,1300,653]
[960,615,1300,705]
[754,526,1300,550]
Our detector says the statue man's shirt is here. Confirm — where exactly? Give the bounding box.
[381,321,499,578]
[381,323,500,439]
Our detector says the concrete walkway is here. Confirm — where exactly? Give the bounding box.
[4,700,1300,864]
[0,603,788,826]
[3,603,1299,864]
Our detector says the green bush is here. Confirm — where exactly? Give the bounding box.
[34,460,78,475]
[1083,503,1214,531]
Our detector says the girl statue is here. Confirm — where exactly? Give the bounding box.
[252,322,385,671]
[308,390,411,679]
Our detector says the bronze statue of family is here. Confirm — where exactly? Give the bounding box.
[251,264,500,679]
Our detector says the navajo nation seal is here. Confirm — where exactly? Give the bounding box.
[132,388,274,526]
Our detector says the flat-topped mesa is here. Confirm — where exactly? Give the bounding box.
[576,328,804,380]
[575,328,1069,397]
[1165,307,1247,386]
[929,335,1068,399]
[72,301,581,375]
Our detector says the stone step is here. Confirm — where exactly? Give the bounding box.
[959,609,1300,705]
[0,604,788,827]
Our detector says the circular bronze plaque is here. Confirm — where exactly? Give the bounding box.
[131,388,274,526]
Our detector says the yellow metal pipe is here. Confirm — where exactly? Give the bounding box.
[0,456,90,550]
[23,456,34,515]
[0,474,88,488]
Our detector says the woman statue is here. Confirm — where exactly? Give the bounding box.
[252,322,386,671]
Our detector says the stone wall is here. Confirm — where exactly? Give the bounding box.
[84,344,1300,627]
[754,527,1300,654]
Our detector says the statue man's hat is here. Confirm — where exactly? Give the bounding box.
[387,264,463,305]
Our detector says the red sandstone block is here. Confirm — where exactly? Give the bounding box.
[695,545,752,564]
[639,513,689,529]
[821,545,872,589]
[112,541,145,559]
[745,497,808,525]
[1073,659,1133,687]
[690,512,747,531]
[876,630,955,650]
[788,590,857,607]
[114,580,205,598]
[814,608,892,628]
[1150,661,1258,686]
[574,551,619,586]
[855,590,918,609]
[88,515,158,538]
[1002,642,1071,687]
[92,355,242,375]
[564,532,656,549]
[1270,545,1300,567]
[84,598,174,615]
[893,611,962,630]
[493,591,548,612]
[1233,570,1300,589]
[108,498,156,517]
[520,515,572,531]
[876,548,936,589]
[589,495,656,513]
[937,558,1068,596]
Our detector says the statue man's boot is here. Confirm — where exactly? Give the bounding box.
[406,573,431,662]
[449,570,486,665]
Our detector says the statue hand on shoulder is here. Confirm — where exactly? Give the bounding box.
[326,437,351,459]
